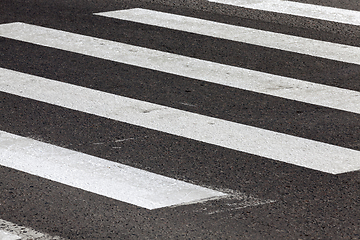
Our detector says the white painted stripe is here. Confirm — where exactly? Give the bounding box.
[95,8,360,65]
[207,0,360,26]
[1,23,360,116]
[0,130,226,210]
[0,219,66,240]
[1,68,360,174]
[0,230,20,240]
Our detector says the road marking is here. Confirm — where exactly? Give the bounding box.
[0,219,66,240]
[207,0,360,26]
[0,130,226,210]
[95,8,360,65]
[1,23,360,116]
[1,68,360,174]
[0,230,20,240]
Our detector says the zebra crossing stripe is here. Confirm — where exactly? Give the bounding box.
[0,218,66,240]
[0,230,20,240]
[1,23,360,116]
[1,68,360,174]
[207,0,360,26]
[95,8,360,65]
[0,130,227,209]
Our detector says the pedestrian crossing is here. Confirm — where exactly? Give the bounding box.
[0,130,225,210]
[1,0,360,214]
[1,23,360,115]
[208,0,360,26]
[95,8,360,65]
[1,67,360,175]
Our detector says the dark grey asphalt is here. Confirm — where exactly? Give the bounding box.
[1,0,360,239]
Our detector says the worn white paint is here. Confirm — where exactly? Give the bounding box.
[0,130,226,209]
[207,0,360,26]
[1,68,360,174]
[1,23,360,116]
[0,219,65,240]
[0,230,20,240]
[95,8,360,65]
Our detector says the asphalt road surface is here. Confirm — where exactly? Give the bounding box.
[1,0,360,239]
